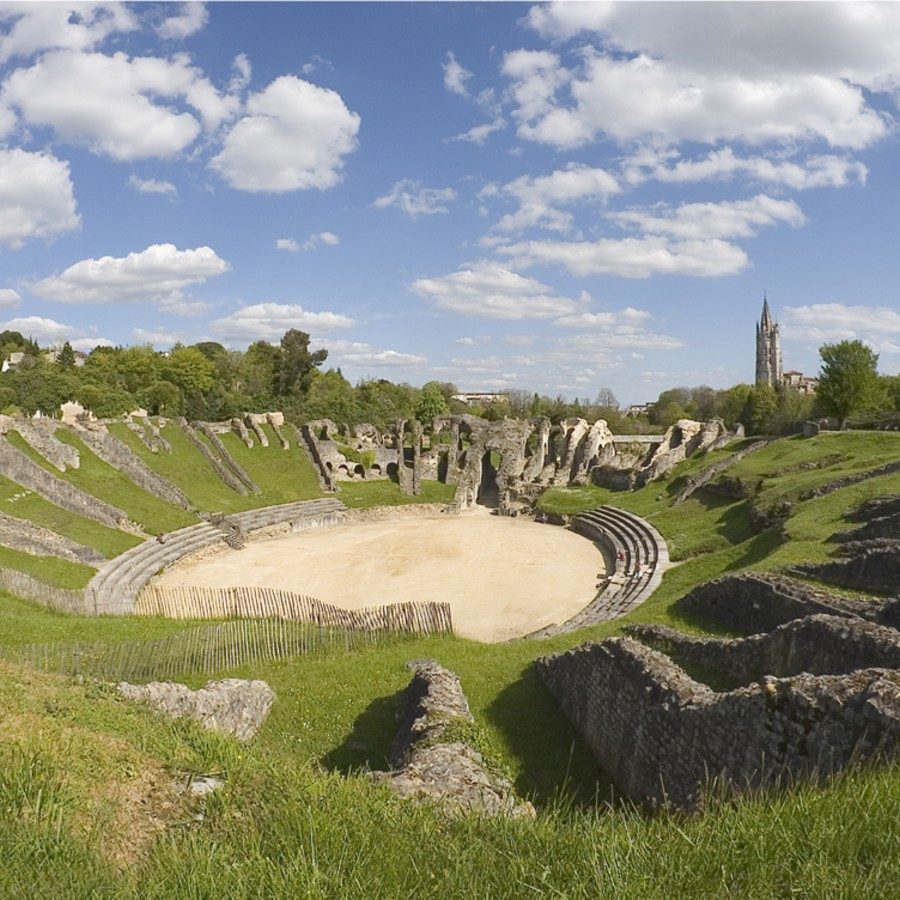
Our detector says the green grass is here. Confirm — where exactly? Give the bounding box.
[0,430,898,893]
[339,478,456,508]
[112,420,326,515]
[215,425,323,504]
[6,428,196,535]
[0,548,94,589]
[0,474,139,558]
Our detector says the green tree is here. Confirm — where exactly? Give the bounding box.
[717,384,753,430]
[276,329,328,397]
[302,369,359,422]
[816,340,885,427]
[163,346,215,395]
[747,383,779,434]
[76,383,136,418]
[57,341,76,369]
[415,381,450,424]
[141,380,184,416]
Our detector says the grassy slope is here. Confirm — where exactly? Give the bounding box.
[339,478,456,508]
[0,473,139,558]
[1,431,899,893]
[5,429,196,535]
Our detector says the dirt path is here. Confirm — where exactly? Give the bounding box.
[155,507,604,642]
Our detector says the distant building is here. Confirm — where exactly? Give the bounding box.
[44,349,86,367]
[755,295,783,387]
[1,351,25,373]
[782,370,819,395]
[452,391,508,405]
[626,403,652,418]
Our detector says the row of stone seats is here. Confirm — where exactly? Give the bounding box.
[84,499,348,615]
[85,522,225,614]
[530,505,670,637]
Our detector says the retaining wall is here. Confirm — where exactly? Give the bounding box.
[538,635,900,810]
[629,614,900,683]
[0,434,129,529]
[674,573,879,634]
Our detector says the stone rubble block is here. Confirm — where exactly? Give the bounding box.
[374,659,534,818]
[117,678,275,741]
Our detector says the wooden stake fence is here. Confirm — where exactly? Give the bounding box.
[0,619,383,683]
[136,584,453,635]
[0,568,86,614]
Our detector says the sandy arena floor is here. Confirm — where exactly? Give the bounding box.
[155,507,604,642]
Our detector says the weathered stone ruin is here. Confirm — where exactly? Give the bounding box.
[373,659,534,817]
[297,413,738,512]
[672,572,895,633]
[538,619,900,811]
[117,678,275,741]
[0,511,105,566]
[629,615,900,682]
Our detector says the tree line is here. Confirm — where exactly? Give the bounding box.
[0,328,896,434]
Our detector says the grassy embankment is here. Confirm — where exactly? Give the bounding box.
[0,431,898,894]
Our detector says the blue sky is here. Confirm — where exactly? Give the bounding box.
[0,1,898,404]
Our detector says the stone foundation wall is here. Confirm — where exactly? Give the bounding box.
[538,636,900,810]
[674,573,878,634]
[373,660,533,817]
[0,511,105,566]
[3,419,79,471]
[0,434,128,529]
[629,614,900,683]
[795,543,900,595]
[176,419,250,495]
[76,425,193,510]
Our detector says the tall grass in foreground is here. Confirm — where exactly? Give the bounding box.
[1,754,898,897]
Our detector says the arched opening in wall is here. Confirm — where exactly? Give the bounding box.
[337,464,350,478]
[353,464,365,479]
[386,461,399,483]
[370,463,382,475]
[325,462,333,472]
[437,449,449,482]
[477,450,500,508]
[318,426,329,440]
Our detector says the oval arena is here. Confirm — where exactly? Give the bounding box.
[152,506,605,642]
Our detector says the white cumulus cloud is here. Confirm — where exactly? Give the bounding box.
[210,302,355,343]
[31,243,229,312]
[411,260,580,319]
[497,236,748,279]
[0,314,111,349]
[782,303,900,351]
[211,75,360,192]
[609,194,806,241]
[622,147,868,190]
[443,51,473,97]
[0,148,80,248]
[3,49,240,160]
[155,2,209,40]
[0,2,138,63]
[324,339,426,367]
[0,288,20,308]
[485,162,620,234]
[372,179,456,218]
[128,174,177,198]
[277,232,340,253]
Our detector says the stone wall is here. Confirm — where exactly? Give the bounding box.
[0,418,80,471]
[176,418,251,495]
[673,439,769,505]
[75,424,193,510]
[538,635,900,810]
[373,660,533,817]
[0,511,105,566]
[674,573,878,634]
[794,542,899,595]
[0,434,129,529]
[629,614,900,683]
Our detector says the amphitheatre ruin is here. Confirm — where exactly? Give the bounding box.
[0,400,897,823]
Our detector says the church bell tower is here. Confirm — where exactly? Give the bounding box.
[755,294,782,387]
